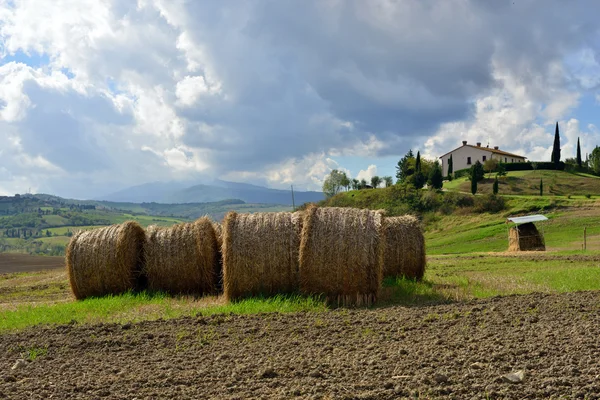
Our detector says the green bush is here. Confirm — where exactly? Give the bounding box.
[442,192,474,208]
[473,194,506,213]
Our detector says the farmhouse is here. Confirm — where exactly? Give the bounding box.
[439,141,526,177]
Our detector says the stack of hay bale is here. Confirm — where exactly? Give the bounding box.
[299,206,385,306]
[222,211,303,300]
[66,221,146,300]
[66,206,426,305]
[144,217,220,295]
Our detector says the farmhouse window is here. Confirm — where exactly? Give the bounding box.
[467,157,472,165]
[482,156,487,161]
[505,157,507,162]
[511,159,514,162]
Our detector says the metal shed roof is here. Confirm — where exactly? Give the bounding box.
[506,215,548,224]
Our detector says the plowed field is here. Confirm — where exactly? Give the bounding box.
[1,291,599,399]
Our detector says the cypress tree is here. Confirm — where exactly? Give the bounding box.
[540,178,543,196]
[471,169,478,195]
[415,151,421,172]
[577,137,582,168]
[551,122,561,165]
[448,155,453,180]
[493,176,499,195]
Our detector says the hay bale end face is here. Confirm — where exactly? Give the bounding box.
[144,217,220,295]
[299,206,385,306]
[222,211,302,301]
[383,216,426,280]
[66,221,146,300]
[508,222,545,251]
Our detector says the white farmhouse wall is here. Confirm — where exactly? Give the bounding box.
[440,143,527,176]
[440,146,491,176]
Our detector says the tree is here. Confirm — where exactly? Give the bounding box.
[383,176,393,187]
[471,175,478,195]
[395,149,415,183]
[447,154,453,180]
[340,174,351,191]
[322,169,347,198]
[470,161,485,182]
[351,179,360,190]
[496,162,507,177]
[360,179,367,189]
[371,176,382,188]
[493,176,499,195]
[590,146,600,175]
[483,158,499,177]
[410,151,426,189]
[540,178,543,196]
[551,122,561,166]
[412,171,426,189]
[46,230,51,237]
[577,137,582,168]
[428,161,443,190]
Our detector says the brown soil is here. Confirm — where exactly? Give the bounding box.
[1,291,599,399]
[0,253,64,274]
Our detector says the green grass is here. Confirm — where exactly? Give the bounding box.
[2,247,600,332]
[47,225,99,235]
[0,292,327,332]
[42,215,69,225]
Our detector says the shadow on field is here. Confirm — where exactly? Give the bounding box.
[376,277,456,308]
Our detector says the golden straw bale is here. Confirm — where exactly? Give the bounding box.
[508,222,545,251]
[213,221,223,250]
[383,216,426,280]
[222,211,303,300]
[66,221,146,300]
[299,206,385,306]
[144,217,220,294]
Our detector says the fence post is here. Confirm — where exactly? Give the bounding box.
[584,227,587,251]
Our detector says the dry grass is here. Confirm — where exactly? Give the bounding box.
[383,215,426,280]
[144,217,220,295]
[222,211,303,300]
[213,221,224,250]
[299,206,385,306]
[66,221,146,300]
[508,222,545,251]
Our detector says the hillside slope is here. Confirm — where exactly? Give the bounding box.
[318,183,600,254]
[100,180,324,205]
[445,170,600,196]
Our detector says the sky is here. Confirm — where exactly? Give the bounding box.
[1,0,600,199]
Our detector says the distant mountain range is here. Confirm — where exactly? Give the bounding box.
[97,180,324,206]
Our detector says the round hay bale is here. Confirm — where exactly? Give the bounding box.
[66,221,146,300]
[383,215,426,280]
[213,221,223,250]
[299,206,385,306]
[144,217,220,295]
[222,211,303,300]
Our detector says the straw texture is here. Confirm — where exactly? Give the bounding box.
[66,221,146,300]
[299,206,385,306]
[222,211,302,300]
[508,222,545,251]
[383,216,426,280]
[144,217,220,294]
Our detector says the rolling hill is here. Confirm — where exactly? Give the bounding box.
[99,179,324,205]
[444,170,600,196]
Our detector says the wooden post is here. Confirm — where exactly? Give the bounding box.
[584,227,587,251]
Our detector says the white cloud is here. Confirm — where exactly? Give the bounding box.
[0,0,600,197]
[356,165,378,183]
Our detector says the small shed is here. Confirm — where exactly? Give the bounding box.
[506,215,548,251]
